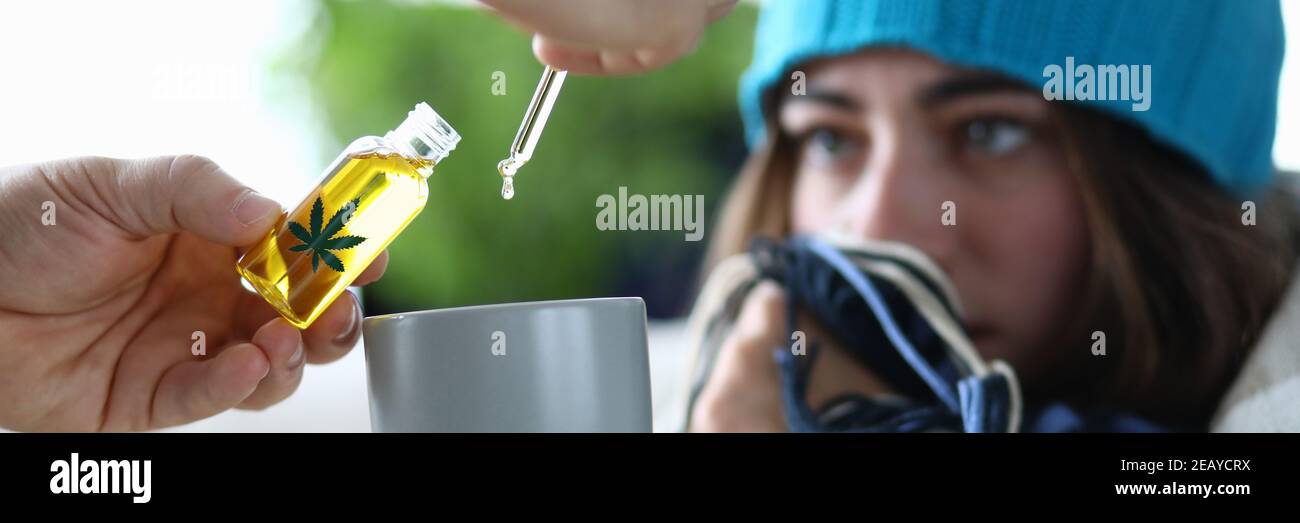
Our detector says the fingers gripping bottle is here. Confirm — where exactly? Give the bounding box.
[237,103,460,328]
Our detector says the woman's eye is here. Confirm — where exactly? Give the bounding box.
[801,127,864,165]
[961,118,1029,156]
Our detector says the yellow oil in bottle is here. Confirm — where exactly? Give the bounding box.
[237,153,431,328]
[236,102,460,329]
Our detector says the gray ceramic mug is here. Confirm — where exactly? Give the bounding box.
[362,297,652,432]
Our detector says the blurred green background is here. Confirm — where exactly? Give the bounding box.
[282,0,758,318]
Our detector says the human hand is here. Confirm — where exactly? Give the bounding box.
[480,0,738,75]
[689,281,893,432]
[0,155,387,431]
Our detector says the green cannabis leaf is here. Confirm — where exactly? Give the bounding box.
[287,196,367,273]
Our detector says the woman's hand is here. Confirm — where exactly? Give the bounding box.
[0,155,387,431]
[690,281,894,432]
[480,0,738,75]
[690,281,788,432]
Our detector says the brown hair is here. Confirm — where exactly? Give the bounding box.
[704,101,1300,428]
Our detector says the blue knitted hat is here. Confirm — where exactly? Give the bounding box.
[740,0,1286,195]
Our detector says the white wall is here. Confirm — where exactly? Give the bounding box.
[0,0,320,203]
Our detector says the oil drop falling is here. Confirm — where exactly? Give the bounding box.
[501,177,515,200]
[497,158,518,200]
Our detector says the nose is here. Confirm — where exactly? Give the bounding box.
[836,125,957,270]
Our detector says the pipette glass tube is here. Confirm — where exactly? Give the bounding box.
[497,65,567,199]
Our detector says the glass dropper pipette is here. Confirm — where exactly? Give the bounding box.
[497,65,568,199]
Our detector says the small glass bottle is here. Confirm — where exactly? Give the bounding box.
[237,102,460,329]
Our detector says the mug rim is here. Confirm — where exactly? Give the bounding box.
[362,296,644,326]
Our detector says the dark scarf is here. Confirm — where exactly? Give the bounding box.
[746,235,1167,433]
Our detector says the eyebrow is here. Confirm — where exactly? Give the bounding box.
[779,73,1033,114]
[916,74,1034,108]
[782,89,862,112]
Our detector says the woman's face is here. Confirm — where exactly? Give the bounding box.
[781,49,1088,380]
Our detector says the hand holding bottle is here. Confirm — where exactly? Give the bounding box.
[481,0,738,75]
[0,155,387,431]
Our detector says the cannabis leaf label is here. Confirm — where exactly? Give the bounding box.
[287,196,366,273]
